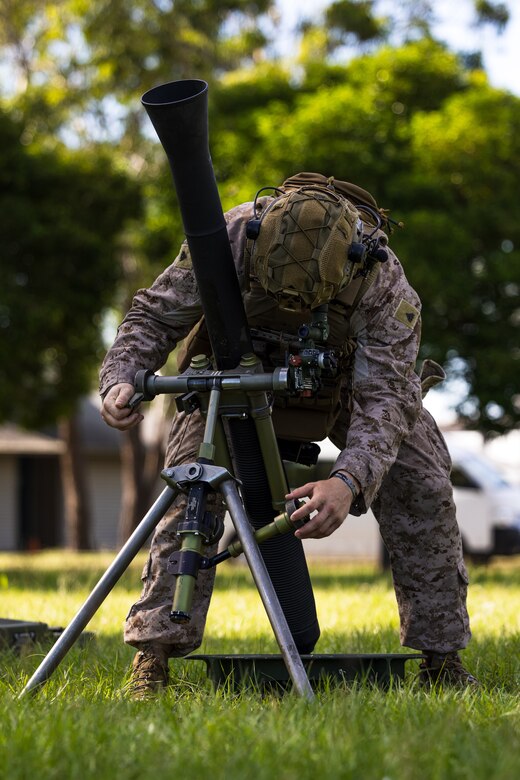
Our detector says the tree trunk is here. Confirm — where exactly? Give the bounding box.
[59,412,92,550]
[117,418,165,546]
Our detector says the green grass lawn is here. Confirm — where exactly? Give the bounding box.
[0,551,519,780]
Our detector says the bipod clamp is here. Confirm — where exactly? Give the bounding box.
[161,462,236,623]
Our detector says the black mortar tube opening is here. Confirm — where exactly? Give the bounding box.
[142,80,207,107]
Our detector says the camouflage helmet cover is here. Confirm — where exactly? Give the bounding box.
[249,177,365,311]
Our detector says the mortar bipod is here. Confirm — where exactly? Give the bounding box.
[19,365,315,701]
[161,463,310,610]
[135,353,321,657]
[158,456,314,699]
[148,371,315,699]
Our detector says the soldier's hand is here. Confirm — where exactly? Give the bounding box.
[100,383,144,430]
[285,477,354,539]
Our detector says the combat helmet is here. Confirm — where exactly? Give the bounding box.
[246,172,385,311]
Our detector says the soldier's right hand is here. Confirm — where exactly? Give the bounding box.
[100,383,144,430]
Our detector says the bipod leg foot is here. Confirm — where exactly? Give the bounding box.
[220,479,314,701]
[19,486,178,698]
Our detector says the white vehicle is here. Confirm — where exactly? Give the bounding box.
[297,439,520,564]
[447,445,520,562]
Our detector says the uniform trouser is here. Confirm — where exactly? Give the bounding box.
[124,407,471,656]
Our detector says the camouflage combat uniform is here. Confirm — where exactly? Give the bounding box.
[100,202,471,656]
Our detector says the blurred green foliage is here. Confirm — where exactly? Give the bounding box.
[0,1,518,434]
[0,110,141,426]
[209,40,520,433]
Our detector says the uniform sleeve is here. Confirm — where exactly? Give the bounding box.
[99,245,203,395]
[99,204,254,396]
[330,249,423,511]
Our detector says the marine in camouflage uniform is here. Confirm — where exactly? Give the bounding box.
[100,175,475,691]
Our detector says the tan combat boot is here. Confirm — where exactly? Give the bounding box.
[419,652,480,689]
[126,644,170,699]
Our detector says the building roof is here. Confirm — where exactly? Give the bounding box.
[77,395,121,454]
[0,396,121,457]
[0,424,65,455]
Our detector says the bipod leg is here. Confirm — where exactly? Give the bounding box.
[19,485,178,698]
[219,479,315,701]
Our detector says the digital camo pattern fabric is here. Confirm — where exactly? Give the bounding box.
[124,409,224,653]
[372,409,471,652]
[101,200,471,655]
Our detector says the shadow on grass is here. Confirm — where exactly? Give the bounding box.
[1,552,519,594]
[2,628,518,700]
[0,560,146,593]
[0,628,406,690]
[0,556,392,593]
[465,634,520,693]
[466,561,520,587]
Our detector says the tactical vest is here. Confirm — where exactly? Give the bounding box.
[177,176,386,441]
[176,274,373,441]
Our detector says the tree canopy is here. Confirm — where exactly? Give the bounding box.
[0,110,140,426]
[1,0,518,435]
[210,39,520,432]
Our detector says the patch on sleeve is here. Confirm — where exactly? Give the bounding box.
[394,299,420,329]
[173,243,192,269]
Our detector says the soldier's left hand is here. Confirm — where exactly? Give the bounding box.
[285,478,354,539]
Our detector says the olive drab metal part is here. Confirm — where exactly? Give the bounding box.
[248,186,364,312]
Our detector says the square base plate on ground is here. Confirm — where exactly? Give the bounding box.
[187,653,424,691]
